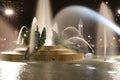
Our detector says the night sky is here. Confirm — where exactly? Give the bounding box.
[1,0,120,29]
[23,0,96,17]
[21,0,120,28]
[22,0,96,27]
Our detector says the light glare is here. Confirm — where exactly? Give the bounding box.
[107,71,117,74]
[5,9,14,15]
[74,64,81,66]
[117,9,120,14]
[0,61,26,80]
[106,59,117,63]
[87,66,96,70]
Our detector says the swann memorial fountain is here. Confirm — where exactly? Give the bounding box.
[0,1,120,61]
[0,1,120,80]
[1,0,91,61]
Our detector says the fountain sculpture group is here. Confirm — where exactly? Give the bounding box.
[0,1,120,61]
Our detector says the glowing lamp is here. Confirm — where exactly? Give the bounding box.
[4,9,14,15]
[117,9,120,14]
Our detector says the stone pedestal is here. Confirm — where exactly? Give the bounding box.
[33,45,84,61]
[0,45,84,61]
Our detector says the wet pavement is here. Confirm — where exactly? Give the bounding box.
[0,59,120,80]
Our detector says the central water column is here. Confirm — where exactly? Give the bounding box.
[36,0,53,46]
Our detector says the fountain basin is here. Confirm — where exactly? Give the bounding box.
[0,53,84,61]
[34,45,84,61]
[0,46,84,61]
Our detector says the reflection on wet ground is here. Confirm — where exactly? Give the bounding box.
[0,59,120,80]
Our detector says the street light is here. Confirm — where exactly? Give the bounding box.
[117,9,120,14]
[4,8,14,16]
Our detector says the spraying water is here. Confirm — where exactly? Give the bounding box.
[63,26,82,38]
[52,22,58,33]
[54,6,120,56]
[16,26,28,45]
[67,37,94,53]
[96,2,118,60]
[78,19,84,38]
[56,6,120,35]
[29,5,120,56]
[36,0,53,45]
[29,17,37,54]
[62,26,94,53]
[79,6,120,34]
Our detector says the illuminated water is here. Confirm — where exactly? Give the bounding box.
[36,0,53,45]
[1,4,120,80]
[54,6,120,58]
[55,6,120,35]
[28,0,53,54]
[63,26,83,38]
[0,60,120,80]
[16,26,28,45]
[78,19,84,38]
[67,37,94,53]
[96,2,118,59]
[29,18,37,54]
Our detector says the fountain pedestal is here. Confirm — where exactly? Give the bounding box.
[32,45,84,61]
[0,45,84,61]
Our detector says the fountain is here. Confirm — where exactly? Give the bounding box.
[54,5,120,60]
[67,37,94,53]
[53,26,94,53]
[1,1,120,80]
[15,26,28,53]
[16,26,28,45]
[29,18,38,54]
[36,0,53,45]
[63,26,83,39]
[26,17,84,61]
[24,0,86,61]
[78,19,84,38]
[1,1,120,61]
[54,6,120,35]
[96,2,118,60]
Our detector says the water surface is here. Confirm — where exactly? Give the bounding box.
[0,60,120,80]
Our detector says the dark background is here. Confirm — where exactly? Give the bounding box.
[1,0,120,29]
[22,0,120,28]
[22,0,96,28]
